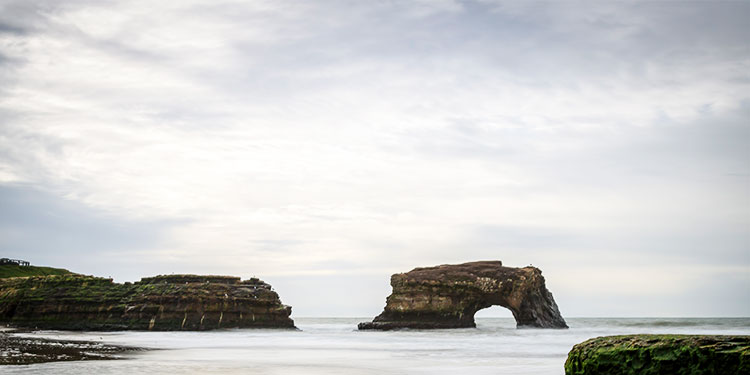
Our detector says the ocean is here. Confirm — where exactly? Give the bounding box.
[6,317,750,374]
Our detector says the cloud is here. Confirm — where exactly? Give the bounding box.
[0,0,747,315]
[0,184,175,276]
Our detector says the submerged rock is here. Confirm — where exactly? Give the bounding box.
[0,331,143,365]
[565,335,750,375]
[0,274,294,330]
[358,260,567,330]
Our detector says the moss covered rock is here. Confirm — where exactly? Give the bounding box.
[358,261,566,330]
[565,335,750,375]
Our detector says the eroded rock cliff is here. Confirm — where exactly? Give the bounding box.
[0,274,294,330]
[358,261,567,330]
[565,335,750,375]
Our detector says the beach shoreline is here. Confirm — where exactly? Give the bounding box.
[0,328,144,365]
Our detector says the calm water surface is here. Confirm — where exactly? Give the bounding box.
[6,317,750,374]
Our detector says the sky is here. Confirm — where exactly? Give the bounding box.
[0,0,748,318]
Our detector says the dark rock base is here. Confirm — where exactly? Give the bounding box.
[358,320,475,330]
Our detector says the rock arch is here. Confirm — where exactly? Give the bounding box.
[358,261,567,330]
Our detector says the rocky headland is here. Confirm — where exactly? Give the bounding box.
[359,260,567,330]
[0,273,295,330]
[565,335,750,375]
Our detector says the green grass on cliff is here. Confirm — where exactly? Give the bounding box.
[0,264,73,278]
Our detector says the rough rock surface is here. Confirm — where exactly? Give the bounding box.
[0,274,294,330]
[565,335,750,375]
[0,331,143,365]
[358,261,567,330]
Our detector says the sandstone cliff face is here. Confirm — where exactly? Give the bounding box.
[0,274,294,330]
[565,335,750,375]
[359,261,567,330]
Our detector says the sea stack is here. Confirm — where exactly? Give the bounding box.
[0,274,295,330]
[359,260,567,330]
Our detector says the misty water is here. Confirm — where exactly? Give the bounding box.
[6,317,750,374]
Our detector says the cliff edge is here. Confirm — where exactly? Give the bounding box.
[0,273,294,330]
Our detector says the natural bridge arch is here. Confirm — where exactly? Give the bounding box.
[358,261,567,330]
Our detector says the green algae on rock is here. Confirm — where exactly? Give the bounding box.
[0,273,294,330]
[358,261,567,330]
[565,335,750,375]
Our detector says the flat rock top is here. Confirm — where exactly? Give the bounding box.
[138,274,243,285]
[400,261,534,283]
[574,334,750,351]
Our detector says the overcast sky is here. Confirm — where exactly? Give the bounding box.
[0,0,748,317]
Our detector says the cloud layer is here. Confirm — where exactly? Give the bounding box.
[1,0,748,316]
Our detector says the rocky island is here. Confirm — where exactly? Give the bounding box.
[359,260,567,330]
[565,335,750,375]
[0,272,295,330]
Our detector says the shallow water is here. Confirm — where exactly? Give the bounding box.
[6,317,750,374]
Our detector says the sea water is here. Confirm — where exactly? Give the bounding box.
[6,318,750,374]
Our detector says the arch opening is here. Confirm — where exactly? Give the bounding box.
[474,305,514,318]
[474,305,516,329]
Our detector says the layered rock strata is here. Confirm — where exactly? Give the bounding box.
[0,274,294,330]
[359,260,567,330]
[565,335,750,375]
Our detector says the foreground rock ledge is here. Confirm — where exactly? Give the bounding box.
[358,261,567,330]
[0,274,295,330]
[565,335,750,375]
[0,331,143,365]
